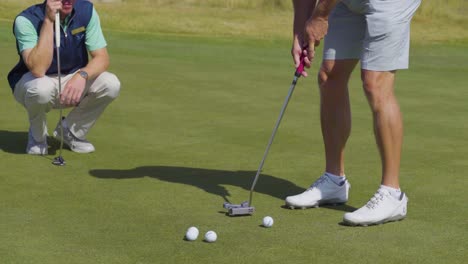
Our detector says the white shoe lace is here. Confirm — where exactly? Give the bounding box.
[365,189,387,209]
[308,175,328,190]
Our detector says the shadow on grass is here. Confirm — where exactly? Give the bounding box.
[89,166,307,203]
[89,166,358,212]
[0,130,60,155]
[0,130,27,154]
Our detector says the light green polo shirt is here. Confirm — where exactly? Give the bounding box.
[14,7,107,52]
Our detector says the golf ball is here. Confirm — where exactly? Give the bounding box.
[185,226,199,241]
[204,230,217,243]
[262,216,274,228]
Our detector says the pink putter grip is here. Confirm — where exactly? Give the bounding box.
[294,46,308,77]
[295,57,305,76]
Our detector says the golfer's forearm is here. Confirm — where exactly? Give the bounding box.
[82,48,109,79]
[312,0,340,19]
[293,0,318,40]
[26,18,54,77]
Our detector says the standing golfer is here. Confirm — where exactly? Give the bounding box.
[285,0,421,226]
[7,0,120,154]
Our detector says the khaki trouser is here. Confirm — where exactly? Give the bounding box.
[14,71,120,142]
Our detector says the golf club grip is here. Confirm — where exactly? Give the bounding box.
[55,12,60,48]
[294,46,308,77]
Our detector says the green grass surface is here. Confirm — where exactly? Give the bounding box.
[1,13,467,264]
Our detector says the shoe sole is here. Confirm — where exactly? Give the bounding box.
[343,214,407,227]
[343,199,408,226]
[27,150,48,155]
[26,145,48,155]
[286,200,347,210]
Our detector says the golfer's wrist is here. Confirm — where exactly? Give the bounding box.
[76,69,89,80]
[43,17,54,27]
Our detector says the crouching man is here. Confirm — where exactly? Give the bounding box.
[8,0,120,154]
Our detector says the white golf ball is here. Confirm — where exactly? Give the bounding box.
[204,230,217,243]
[185,226,199,241]
[262,216,274,228]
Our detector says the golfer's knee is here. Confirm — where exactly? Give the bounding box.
[24,76,55,104]
[362,74,378,96]
[99,72,121,99]
[318,65,333,90]
[362,74,392,111]
[318,62,349,90]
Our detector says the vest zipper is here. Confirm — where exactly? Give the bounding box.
[63,26,67,38]
[66,13,76,39]
[62,13,76,39]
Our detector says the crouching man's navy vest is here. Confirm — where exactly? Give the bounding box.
[7,0,93,91]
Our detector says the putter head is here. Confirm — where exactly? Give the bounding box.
[223,201,255,216]
[223,201,249,209]
[52,156,66,166]
[228,206,255,216]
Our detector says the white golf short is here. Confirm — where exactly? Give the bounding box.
[323,0,421,71]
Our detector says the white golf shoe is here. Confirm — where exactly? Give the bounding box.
[343,188,408,226]
[285,174,350,209]
[53,119,95,154]
[26,129,48,155]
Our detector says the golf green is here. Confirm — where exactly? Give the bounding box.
[0,21,467,263]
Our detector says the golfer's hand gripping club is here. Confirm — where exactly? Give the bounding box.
[294,47,307,77]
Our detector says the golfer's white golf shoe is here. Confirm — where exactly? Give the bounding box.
[285,174,350,209]
[54,119,95,153]
[26,129,48,155]
[343,188,408,226]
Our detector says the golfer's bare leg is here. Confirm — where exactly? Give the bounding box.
[318,59,359,176]
[361,70,402,188]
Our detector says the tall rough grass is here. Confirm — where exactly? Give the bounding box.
[120,0,468,15]
[1,0,467,42]
[119,0,293,10]
[415,0,468,21]
[5,0,468,13]
[411,0,468,43]
[4,0,468,20]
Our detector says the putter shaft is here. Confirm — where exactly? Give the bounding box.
[52,11,65,166]
[247,75,300,206]
[223,50,306,215]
